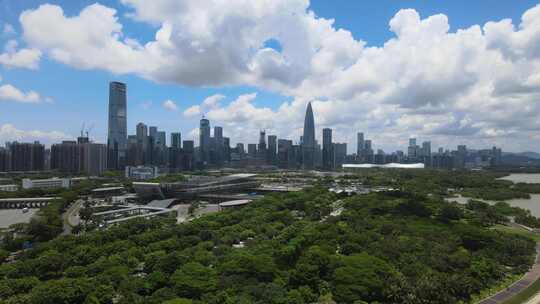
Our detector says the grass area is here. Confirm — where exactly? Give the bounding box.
[501,278,540,304]
[493,224,540,243]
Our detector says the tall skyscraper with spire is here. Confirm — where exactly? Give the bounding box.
[302,102,316,169]
[107,81,127,169]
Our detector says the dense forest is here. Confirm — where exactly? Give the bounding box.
[0,182,536,304]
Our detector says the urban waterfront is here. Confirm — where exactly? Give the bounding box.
[500,174,540,184]
[3,1,540,304]
[443,173,540,217]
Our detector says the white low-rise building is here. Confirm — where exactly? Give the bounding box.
[125,166,159,180]
[0,184,18,192]
[22,178,71,190]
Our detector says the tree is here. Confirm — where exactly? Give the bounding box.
[28,278,94,304]
[162,299,193,304]
[332,253,396,303]
[438,204,463,222]
[171,262,218,299]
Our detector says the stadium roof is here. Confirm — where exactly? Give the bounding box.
[342,163,425,169]
[219,199,252,207]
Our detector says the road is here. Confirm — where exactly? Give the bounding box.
[478,245,540,304]
[62,199,83,235]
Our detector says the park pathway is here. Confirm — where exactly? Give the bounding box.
[478,245,540,304]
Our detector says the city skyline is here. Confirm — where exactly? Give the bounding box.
[1,1,540,153]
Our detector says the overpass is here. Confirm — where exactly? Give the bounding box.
[92,205,176,227]
[248,186,303,193]
[198,193,264,203]
[0,197,60,209]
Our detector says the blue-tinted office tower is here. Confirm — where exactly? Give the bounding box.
[302,102,316,169]
[107,81,127,169]
[199,118,211,165]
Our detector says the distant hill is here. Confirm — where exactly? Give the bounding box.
[502,152,540,166]
[518,152,540,159]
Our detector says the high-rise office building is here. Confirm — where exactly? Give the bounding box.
[156,131,166,148]
[136,122,148,158]
[334,143,347,167]
[302,102,316,169]
[171,132,182,149]
[323,128,334,170]
[223,137,231,162]
[199,118,211,164]
[107,81,127,169]
[236,143,245,155]
[421,141,431,157]
[0,147,10,172]
[408,138,418,158]
[214,126,224,165]
[258,130,267,157]
[278,139,293,168]
[357,132,364,157]
[248,144,257,157]
[267,135,277,165]
[149,126,158,139]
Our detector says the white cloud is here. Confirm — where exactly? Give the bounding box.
[183,94,225,117]
[16,1,540,151]
[183,105,200,118]
[0,123,70,143]
[0,40,41,69]
[162,99,178,111]
[0,84,41,103]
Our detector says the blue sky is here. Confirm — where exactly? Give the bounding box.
[1,0,540,152]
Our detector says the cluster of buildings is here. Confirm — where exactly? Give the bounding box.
[0,81,506,176]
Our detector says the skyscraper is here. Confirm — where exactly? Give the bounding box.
[323,128,334,170]
[171,132,182,149]
[157,131,166,148]
[214,126,224,165]
[258,130,267,156]
[136,123,148,147]
[357,132,364,157]
[267,135,277,165]
[278,139,293,168]
[199,118,211,164]
[107,81,127,169]
[302,102,316,169]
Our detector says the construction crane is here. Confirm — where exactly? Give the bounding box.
[86,123,94,139]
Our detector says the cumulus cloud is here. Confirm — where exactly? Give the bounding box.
[183,94,225,118]
[0,123,70,144]
[16,1,540,151]
[0,40,41,69]
[0,84,42,103]
[162,99,178,111]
